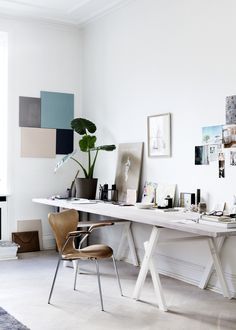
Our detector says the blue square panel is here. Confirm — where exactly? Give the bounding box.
[56,129,74,154]
[41,91,74,129]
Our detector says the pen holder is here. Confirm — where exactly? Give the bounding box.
[99,184,118,202]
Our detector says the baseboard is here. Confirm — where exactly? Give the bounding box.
[42,235,55,250]
[124,247,236,298]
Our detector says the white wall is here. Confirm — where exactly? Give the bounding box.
[0,17,81,247]
[81,0,236,294]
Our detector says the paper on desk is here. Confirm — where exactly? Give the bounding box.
[70,199,97,204]
[172,219,197,225]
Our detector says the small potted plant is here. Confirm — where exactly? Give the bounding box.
[55,118,116,199]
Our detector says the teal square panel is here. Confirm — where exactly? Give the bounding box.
[41,91,74,129]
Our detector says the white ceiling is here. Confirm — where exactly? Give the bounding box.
[0,0,131,26]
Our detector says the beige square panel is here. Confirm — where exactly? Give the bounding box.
[21,127,56,158]
[17,219,43,250]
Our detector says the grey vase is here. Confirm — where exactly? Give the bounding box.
[75,178,98,200]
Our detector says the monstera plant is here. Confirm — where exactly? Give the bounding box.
[55,118,116,199]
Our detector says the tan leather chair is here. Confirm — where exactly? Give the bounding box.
[48,209,122,311]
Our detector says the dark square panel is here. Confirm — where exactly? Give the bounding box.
[19,96,41,127]
[56,129,74,154]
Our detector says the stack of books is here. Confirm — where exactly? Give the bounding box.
[199,215,236,228]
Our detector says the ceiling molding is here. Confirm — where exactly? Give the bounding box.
[0,0,133,27]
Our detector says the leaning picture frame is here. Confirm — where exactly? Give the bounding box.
[147,113,171,157]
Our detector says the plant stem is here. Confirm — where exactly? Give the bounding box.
[71,157,88,178]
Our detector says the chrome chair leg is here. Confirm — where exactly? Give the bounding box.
[48,257,61,304]
[95,259,104,311]
[73,260,79,290]
[112,255,123,296]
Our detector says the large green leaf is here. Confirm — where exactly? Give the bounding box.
[79,135,97,152]
[71,118,96,135]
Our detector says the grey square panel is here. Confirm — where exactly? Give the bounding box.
[19,96,41,128]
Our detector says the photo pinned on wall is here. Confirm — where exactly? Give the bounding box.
[226,95,236,125]
[230,151,236,166]
[115,142,143,203]
[195,145,209,165]
[147,113,171,157]
[222,125,236,148]
[202,125,223,145]
[219,152,225,178]
[208,144,221,162]
[141,181,157,203]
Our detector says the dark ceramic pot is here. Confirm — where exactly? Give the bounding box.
[75,178,98,200]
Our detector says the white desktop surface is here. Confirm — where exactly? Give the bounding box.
[33,198,236,238]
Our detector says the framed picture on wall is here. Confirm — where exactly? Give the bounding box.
[147,113,171,157]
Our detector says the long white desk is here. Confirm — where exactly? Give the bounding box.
[33,198,236,311]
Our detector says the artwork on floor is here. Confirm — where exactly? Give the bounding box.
[19,96,41,128]
[222,125,236,148]
[230,151,236,166]
[147,113,171,157]
[40,91,74,129]
[19,91,74,158]
[115,142,143,202]
[21,127,56,158]
[155,183,176,207]
[219,152,225,178]
[202,125,223,145]
[208,144,221,162]
[141,181,157,203]
[226,95,236,124]
[195,145,209,165]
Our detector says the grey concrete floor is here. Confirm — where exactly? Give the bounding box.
[0,250,236,330]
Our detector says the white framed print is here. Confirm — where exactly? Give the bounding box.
[147,113,171,157]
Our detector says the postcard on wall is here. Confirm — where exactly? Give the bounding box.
[208,144,221,162]
[219,152,225,178]
[147,113,171,157]
[141,181,158,203]
[202,125,223,145]
[230,151,236,166]
[226,95,236,124]
[222,125,236,148]
[195,145,209,165]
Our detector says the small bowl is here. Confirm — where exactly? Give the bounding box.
[135,203,154,209]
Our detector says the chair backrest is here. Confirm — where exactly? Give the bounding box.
[48,209,78,253]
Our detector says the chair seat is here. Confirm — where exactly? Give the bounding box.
[62,244,113,260]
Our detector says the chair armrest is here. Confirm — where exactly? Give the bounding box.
[66,230,90,239]
[88,222,114,233]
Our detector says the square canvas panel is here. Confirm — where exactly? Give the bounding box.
[226,95,236,124]
[115,142,143,202]
[56,129,74,154]
[19,96,41,128]
[141,181,158,203]
[202,125,223,145]
[41,91,74,129]
[195,145,209,165]
[21,127,56,158]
